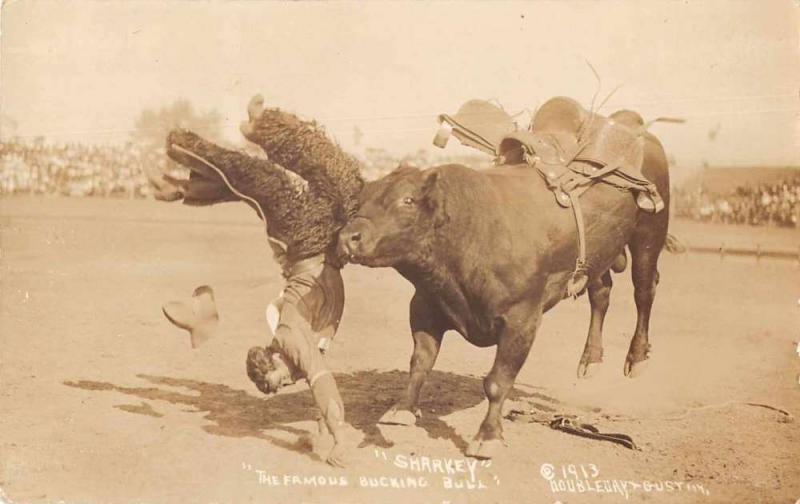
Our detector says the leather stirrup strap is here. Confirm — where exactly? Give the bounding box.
[584,158,625,181]
[566,190,588,298]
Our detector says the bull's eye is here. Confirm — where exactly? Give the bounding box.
[401,196,415,206]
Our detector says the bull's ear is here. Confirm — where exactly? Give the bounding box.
[421,171,448,228]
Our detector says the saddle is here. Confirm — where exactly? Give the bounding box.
[434,97,666,297]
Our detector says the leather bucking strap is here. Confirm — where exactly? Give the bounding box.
[506,409,638,450]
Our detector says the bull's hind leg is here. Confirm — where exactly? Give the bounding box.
[624,231,666,377]
[466,303,541,459]
[577,271,613,378]
[379,291,447,426]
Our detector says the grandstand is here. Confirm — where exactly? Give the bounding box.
[679,166,800,195]
[674,166,800,228]
[1,138,798,228]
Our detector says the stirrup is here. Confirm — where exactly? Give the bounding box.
[566,259,588,298]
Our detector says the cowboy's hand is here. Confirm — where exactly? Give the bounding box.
[324,423,362,468]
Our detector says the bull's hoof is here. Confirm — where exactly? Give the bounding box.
[577,346,603,379]
[378,408,419,426]
[465,438,504,460]
[624,358,649,378]
[577,361,602,379]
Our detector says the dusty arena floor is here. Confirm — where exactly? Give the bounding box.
[1,196,799,504]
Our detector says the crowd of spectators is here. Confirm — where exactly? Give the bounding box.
[0,138,165,198]
[0,139,482,195]
[674,177,800,228]
[3,138,799,228]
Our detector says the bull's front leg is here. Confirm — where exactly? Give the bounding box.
[466,301,542,459]
[379,291,447,426]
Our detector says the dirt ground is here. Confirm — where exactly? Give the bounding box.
[1,196,798,504]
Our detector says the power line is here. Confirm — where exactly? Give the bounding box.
[3,103,797,142]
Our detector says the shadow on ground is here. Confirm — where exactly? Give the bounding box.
[64,369,556,460]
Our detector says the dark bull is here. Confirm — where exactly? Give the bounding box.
[337,140,671,459]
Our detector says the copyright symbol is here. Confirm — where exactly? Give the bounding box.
[540,463,556,480]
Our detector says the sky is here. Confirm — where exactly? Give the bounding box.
[1,0,798,177]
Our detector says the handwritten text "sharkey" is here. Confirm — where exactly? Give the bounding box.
[392,454,481,481]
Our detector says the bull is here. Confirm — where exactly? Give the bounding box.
[337,129,672,459]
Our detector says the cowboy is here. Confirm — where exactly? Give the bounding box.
[246,246,348,463]
[150,95,364,466]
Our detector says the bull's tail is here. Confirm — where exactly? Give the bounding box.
[664,233,686,254]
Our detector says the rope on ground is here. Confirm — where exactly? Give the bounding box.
[600,401,794,423]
